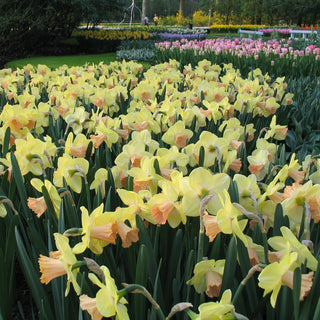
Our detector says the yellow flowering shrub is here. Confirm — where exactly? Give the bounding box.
[75,29,152,41]
[193,10,209,26]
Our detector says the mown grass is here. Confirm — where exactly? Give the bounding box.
[6,53,117,69]
[7,52,152,70]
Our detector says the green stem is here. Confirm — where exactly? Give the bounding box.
[118,284,166,320]
[262,232,269,264]
[232,264,264,305]
[186,309,197,320]
[197,194,214,262]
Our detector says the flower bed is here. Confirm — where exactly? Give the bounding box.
[155,38,320,77]
[0,59,319,319]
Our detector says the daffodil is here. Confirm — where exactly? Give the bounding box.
[38,233,81,296]
[28,178,61,219]
[14,133,55,176]
[216,190,248,247]
[187,259,225,298]
[161,120,193,149]
[264,115,288,141]
[90,168,110,197]
[258,249,313,308]
[117,188,154,223]
[79,295,103,320]
[233,174,261,213]
[247,149,270,181]
[191,289,235,320]
[193,131,229,168]
[148,171,186,227]
[156,146,189,176]
[65,132,91,158]
[64,106,88,135]
[131,129,159,154]
[90,120,119,149]
[53,154,89,193]
[72,204,118,255]
[126,156,163,194]
[93,206,140,247]
[114,139,152,172]
[281,181,320,231]
[85,265,129,320]
[268,226,318,271]
[181,168,230,217]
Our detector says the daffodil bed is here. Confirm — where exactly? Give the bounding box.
[0,59,319,320]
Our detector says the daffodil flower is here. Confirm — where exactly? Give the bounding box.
[268,226,318,271]
[187,259,225,298]
[258,248,313,308]
[72,204,118,255]
[28,178,61,219]
[216,190,248,247]
[53,154,89,193]
[189,289,235,320]
[38,233,81,296]
[82,265,129,320]
[181,167,230,217]
[161,120,193,149]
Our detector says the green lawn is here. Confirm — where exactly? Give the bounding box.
[7,53,117,69]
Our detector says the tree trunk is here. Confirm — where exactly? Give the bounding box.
[141,0,148,24]
[179,0,187,17]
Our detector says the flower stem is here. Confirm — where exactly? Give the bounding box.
[232,264,263,305]
[119,283,166,320]
[197,194,214,262]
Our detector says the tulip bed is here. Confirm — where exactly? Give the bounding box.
[155,37,320,78]
[0,57,320,320]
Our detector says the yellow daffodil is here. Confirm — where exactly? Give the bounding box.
[193,131,229,168]
[90,120,119,149]
[181,168,230,217]
[117,188,154,223]
[258,249,313,308]
[264,115,288,141]
[156,146,189,176]
[161,120,193,149]
[114,139,152,172]
[216,190,248,246]
[148,171,186,228]
[64,106,88,135]
[14,133,55,176]
[89,265,129,320]
[72,204,118,255]
[187,259,225,298]
[281,181,320,231]
[233,174,261,213]
[28,178,61,219]
[268,226,318,271]
[126,156,163,194]
[247,149,270,181]
[193,289,235,320]
[53,154,89,193]
[39,233,81,296]
[65,132,91,158]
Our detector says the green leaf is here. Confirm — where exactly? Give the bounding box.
[221,237,238,293]
[42,185,58,227]
[273,204,285,236]
[293,267,301,320]
[15,227,54,320]
[10,152,30,219]
[236,239,260,318]
[2,127,11,157]
[134,244,149,320]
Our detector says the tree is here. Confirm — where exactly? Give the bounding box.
[179,0,187,17]
[0,0,84,67]
[142,0,149,24]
